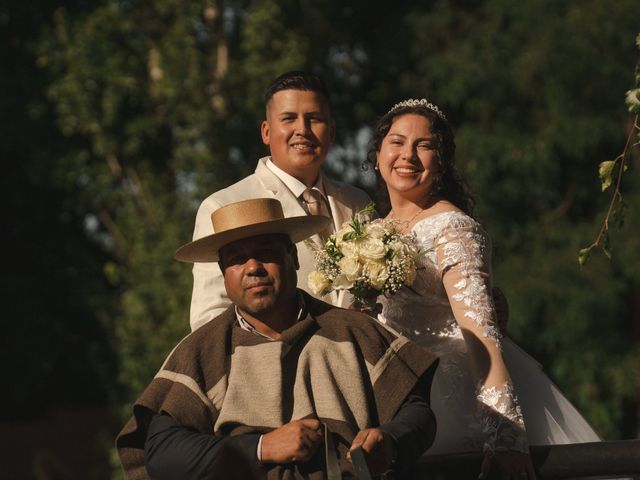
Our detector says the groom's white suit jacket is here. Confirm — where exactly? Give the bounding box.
[189,157,371,330]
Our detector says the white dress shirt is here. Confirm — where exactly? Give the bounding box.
[265,159,334,227]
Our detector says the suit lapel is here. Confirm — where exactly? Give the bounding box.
[255,158,307,217]
[323,173,354,231]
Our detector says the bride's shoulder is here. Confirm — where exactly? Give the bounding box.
[413,201,480,232]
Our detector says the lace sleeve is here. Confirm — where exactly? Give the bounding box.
[434,217,528,454]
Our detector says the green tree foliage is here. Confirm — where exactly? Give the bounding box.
[11,2,638,474]
[36,0,240,411]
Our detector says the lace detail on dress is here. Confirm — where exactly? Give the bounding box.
[436,324,462,339]
[451,276,502,344]
[476,382,528,453]
[432,214,502,345]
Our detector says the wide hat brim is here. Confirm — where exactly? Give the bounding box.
[174,215,330,263]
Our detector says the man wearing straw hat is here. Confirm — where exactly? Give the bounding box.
[116,198,438,480]
[189,71,371,331]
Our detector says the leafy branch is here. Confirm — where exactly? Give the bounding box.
[579,33,640,265]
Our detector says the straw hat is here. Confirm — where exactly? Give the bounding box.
[174,198,331,263]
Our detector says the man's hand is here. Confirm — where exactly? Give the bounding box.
[348,428,395,475]
[260,419,324,464]
[492,286,509,335]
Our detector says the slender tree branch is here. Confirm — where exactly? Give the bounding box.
[580,116,638,264]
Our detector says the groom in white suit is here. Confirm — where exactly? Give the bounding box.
[189,71,371,330]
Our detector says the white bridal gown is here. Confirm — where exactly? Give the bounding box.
[376,211,600,454]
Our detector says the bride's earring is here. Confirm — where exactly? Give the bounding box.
[374,163,379,170]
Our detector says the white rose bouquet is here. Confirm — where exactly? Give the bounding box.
[307,203,422,307]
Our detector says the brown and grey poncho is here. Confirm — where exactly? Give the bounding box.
[116,292,438,479]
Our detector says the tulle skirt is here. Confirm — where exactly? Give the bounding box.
[426,337,601,455]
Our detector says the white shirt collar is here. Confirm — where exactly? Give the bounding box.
[265,157,326,200]
[234,291,306,340]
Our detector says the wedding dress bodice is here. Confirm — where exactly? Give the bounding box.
[378,211,528,453]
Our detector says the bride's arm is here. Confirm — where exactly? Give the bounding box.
[434,221,528,455]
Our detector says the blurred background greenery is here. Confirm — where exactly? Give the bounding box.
[1,0,638,478]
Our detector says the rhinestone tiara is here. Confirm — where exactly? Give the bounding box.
[386,98,448,122]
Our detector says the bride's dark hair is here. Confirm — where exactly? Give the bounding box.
[363,104,475,217]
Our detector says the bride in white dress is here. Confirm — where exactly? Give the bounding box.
[364,99,601,478]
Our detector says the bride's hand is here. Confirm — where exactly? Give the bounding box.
[479,450,537,479]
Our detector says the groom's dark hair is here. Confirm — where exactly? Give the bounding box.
[264,70,331,110]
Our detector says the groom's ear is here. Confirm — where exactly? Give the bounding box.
[329,118,336,144]
[261,120,270,145]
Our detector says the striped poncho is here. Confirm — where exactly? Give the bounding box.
[117,292,438,479]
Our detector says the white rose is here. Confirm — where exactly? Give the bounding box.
[332,274,355,290]
[359,237,386,261]
[334,224,353,247]
[363,260,389,290]
[389,237,418,257]
[339,240,360,259]
[339,256,362,281]
[365,221,386,239]
[308,271,331,296]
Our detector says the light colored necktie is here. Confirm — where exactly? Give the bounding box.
[302,188,333,243]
